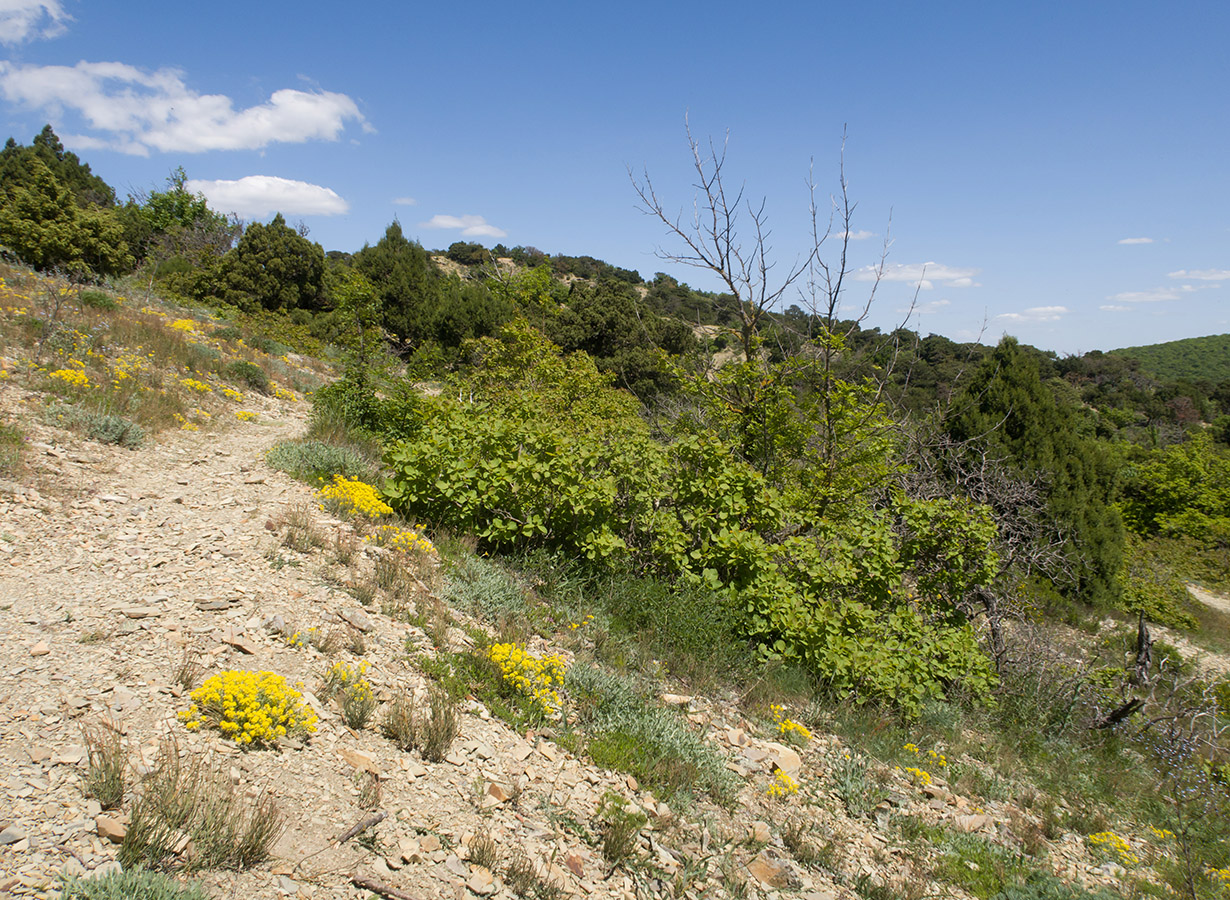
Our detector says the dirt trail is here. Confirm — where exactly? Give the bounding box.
[1188,583,1230,618]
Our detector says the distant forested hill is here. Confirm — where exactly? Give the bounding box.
[1111,334,1230,381]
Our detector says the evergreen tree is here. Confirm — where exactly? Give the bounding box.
[217,213,325,312]
[949,337,1124,605]
[353,221,443,344]
[0,157,132,276]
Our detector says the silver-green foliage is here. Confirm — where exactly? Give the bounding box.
[566,663,735,804]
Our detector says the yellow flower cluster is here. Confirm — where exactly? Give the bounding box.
[770,704,812,744]
[321,659,369,696]
[170,318,197,333]
[1207,866,1230,888]
[487,643,566,717]
[235,410,257,421]
[221,387,244,401]
[766,770,799,799]
[173,413,199,431]
[1087,831,1140,867]
[179,377,213,393]
[273,387,297,401]
[179,670,316,748]
[903,742,948,768]
[48,368,89,388]
[1148,825,1174,841]
[900,765,933,787]
[568,614,595,631]
[319,474,393,519]
[367,523,435,554]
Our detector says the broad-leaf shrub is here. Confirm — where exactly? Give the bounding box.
[383,398,999,712]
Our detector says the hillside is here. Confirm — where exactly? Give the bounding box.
[1110,334,1230,383]
[2,265,1230,900]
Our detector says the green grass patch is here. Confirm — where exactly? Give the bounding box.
[566,662,735,805]
[0,419,22,477]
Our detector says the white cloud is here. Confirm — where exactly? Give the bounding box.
[1099,305,1131,312]
[837,229,875,241]
[1117,237,1154,245]
[996,306,1068,323]
[899,298,950,316]
[1106,284,1214,303]
[420,213,507,239]
[185,176,348,218]
[0,0,69,45]
[0,60,367,155]
[1168,268,1230,281]
[393,196,417,206]
[853,261,980,290]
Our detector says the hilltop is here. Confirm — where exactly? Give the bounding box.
[1110,335,1230,384]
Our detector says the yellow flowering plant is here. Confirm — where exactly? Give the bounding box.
[366,523,435,555]
[766,770,799,799]
[770,704,811,746]
[1087,831,1140,867]
[48,368,90,389]
[319,474,393,519]
[179,670,316,748]
[486,643,567,719]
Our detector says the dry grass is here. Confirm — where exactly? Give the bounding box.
[82,723,127,810]
[381,689,417,752]
[120,738,283,872]
[419,685,460,763]
[279,503,326,554]
[468,830,499,871]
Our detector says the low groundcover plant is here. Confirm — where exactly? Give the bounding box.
[179,670,316,748]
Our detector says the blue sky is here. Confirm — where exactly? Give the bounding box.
[1,1,1227,355]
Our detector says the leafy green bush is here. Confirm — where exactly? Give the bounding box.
[60,869,209,900]
[79,289,119,311]
[223,360,271,395]
[266,439,375,484]
[210,325,243,342]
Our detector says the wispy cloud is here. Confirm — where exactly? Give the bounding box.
[1168,268,1230,281]
[1117,237,1154,245]
[0,0,70,45]
[420,213,507,239]
[837,229,875,241]
[1099,305,1131,312]
[898,298,951,316]
[0,60,369,156]
[186,176,348,218]
[1107,284,1214,303]
[853,262,980,290]
[393,196,417,206]
[996,306,1068,323]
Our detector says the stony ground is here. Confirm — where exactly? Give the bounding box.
[0,381,1199,900]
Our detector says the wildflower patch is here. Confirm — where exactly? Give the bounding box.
[179,670,316,748]
[487,643,566,718]
[319,474,393,519]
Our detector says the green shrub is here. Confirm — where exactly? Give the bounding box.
[932,831,1030,899]
[46,403,144,449]
[79,289,119,311]
[60,868,209,900]
[266,439,375,483]
[210,325,243,343]
[990,871,1123,900]
[224,360,271,395]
